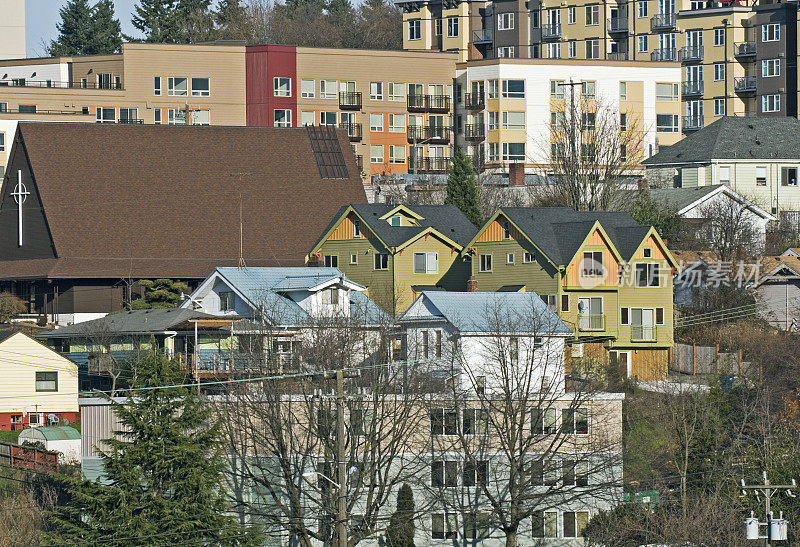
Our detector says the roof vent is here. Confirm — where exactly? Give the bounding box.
[748,124,754,129]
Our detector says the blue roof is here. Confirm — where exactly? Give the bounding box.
[400,291,572,335]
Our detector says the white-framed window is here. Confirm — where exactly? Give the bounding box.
[714,63,725,81]
[413,252,438,274]
[0,102,7,113]
[389,144,406,164]
[369,113,383,132]
[550,112,565,130]
[656,82,679,101]
[0,132,5,152]
[585,4,599,25]
[762,23,780,42]
[370,144,384,163]
[637,35,648,52]
[756,166,767,186]
[168,108,187,125]
[274,109,292,127]
[369,81,383,100]
[620,112,627,131]
[568,40,577,58]
[301,111,314,126]
[585,39,600,59]
[320,80,337,99]
[35,372,57,392]
[154,109,162,124]
[488,111,499,130]
[300,79,315,98]
[319,111,336,125]
[191,109,210,125]
[656,113,678,132]
[498,12,515,30]
[488,142,499,162]
[762,94,780,112]
[502,142,525,161]
[96,107,115,123]
[507,252,515,264]
[582,251,603,276]
[581,80,596,99]
[636,0,648,17]
[167,76,188,96]
[487,79,498,99]
[563,407,589,434]
[274,77,291,97]
[447,16,459,37]
[619,144,627,162]
[502,111,525,130]
[350,253,358,264]
[374,253,389,270]
[619,81,627,100]
[408,19,421,40]
[567,6,576,24]
[714,27,725,46]
[388,82,405,101]
[154,76,161,96]
[498,46,515,58]
[324,255,338,268]
[547,42,560,59]
[762,59,780,78]
[550,80,564,99]
[563,511,590,538]
[635,262,660,287]
[431,513,458,539]
[533,510,559,538]
[502,79,525,98]
[435,18,442,35]
[714,98,726,116]
[480,254,492,272]
[719,165,731,185]
[389,113,405,132]
[191,77,210,96]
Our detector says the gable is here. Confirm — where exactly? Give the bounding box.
[633,234,668,261]
[564,228,620,288]
[475,215,525,243]
[326,211,377,242]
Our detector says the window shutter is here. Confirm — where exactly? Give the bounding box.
[621,307,629,325]
[561,294,570,312]
[656,307,664,325]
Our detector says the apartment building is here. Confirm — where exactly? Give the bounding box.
[454,58,682,172]
[401,0,800,131]
[0,0,25,61]
[245,46,458,178]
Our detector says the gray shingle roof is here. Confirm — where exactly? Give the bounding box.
[39,308,218,337]
[612,186,722,214]
[643,117,800,165]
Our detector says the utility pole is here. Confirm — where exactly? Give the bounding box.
[336,367,347,547]
[741,471,798,546]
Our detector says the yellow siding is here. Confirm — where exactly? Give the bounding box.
[475,216,524,243]
[0,333,78,413]
[564,229,620,288]
[633,234,668,261]
[327,213,371,241]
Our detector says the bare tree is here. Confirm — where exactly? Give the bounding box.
[697,194,763,262]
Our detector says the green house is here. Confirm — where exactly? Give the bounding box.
[463,207,679,380]
[307,204,476,315]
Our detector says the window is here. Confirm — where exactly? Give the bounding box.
[756,166,767,186]
[300,79,315,98]
[637,35,648,52]
[447,16,458,37]
[762,94,780,113]
[532,408,557,434]
[464,513,491,540]
[714,27,725,46]
[301,111,315,126]
[369,113,383,132]
[656,113,679,132]
[388,82,405,102]
[432,514,457,539]
[168,108,186,125]
[502,79,525,98]
[154,109,162,124]
[320,80,337,99]
[581,81,596,99]
[620,144,627,162]
[502,111,525,130]
[154,76,161,96]
[0,132,4,152]
[488,142,499,162]
[551,112,565,130]
[581,112,596,130]
[533,511,559,538]
[463,460,489,487]
[563,511,590,538]
[621,307,629,325]
[636,0,648,17]
[274,109,292,127]
[119,108,139,123]
[550,80,564,99]
[389,145,406,164]
[620,112,627,131]
[763,23,780,42]
[463,408,489,435]
[781,167,797,186]
[0,103,6,113]
[374,253,388,270]
[97,73,114,89]
[656,307,665,325]
[561,294,569,312]
[763,59,780,78]
[324,255,338,268]
[502,220,511,239]
[96,107,115,124]
[582,251,603,276]
[321,288,339,305]
[414,252,438,274]
[635,263,660,287]
[369,81,383,100]
[712,63,725,82]
[619,81,627,101]
[498,46,515,58]
[408,19,421,40]
[503,142,525,161]
[498,12,514,29]
[568,40,577,58]
[388,114,405,133]
[643,247,652,258]
[350,254,357,265]
[35,372,57,392]
[714,98,726,117]
[488,111,499,130]
[273,77,292,97]
[390,215,401,226]
[563,407,589,434]
[435,18,442,35]
[585,4,599,25]
[507,253,515,264]
[719,166,731,185]
[352,219,361,238]
[191,77,210,96]
[480,254,492,272]
[585,39,600,59]
[431,461,458,487]
[168,76,188,96]
[16,104,35,114]
[430,409,458,435]
[567,6,576,24]
[540,294,556,312]
[546,43,560,59]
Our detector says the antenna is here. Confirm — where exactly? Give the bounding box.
[229,173,251,269]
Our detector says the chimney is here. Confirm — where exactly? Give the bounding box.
[508,163,525,186]
[637,177,649,190]
[467,275,478,292]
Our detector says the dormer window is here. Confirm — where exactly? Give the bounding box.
[219,291,233,311]
[353,219,361,238]
[322,288,339,305]
[390,215,401,226]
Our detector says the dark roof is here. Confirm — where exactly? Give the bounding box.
[0,123,366,280]
[499,208,645,264]
[38,308,220,337]
[612,186,722,213]
[643,117,800,165]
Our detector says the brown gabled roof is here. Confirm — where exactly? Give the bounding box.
[0,123,366,279]
[759,256,800,278]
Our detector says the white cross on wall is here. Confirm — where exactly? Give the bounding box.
[11,170,29,247]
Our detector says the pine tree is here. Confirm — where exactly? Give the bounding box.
[215,0,248,40]
[386,483,415,547]
[44,349,262,545]
[130,0,182,43]
[445,148,483,227]
[86,0,123,54]
[47,0,94,56]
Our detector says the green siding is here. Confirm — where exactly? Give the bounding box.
[471,241,559,294]
[615,257,674,349]
[316,239,394,311]
[394,236,471,312]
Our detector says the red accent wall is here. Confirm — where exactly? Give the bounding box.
[246,45,298,127]
[0,412,80,431]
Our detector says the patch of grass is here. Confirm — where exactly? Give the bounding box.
[0,429,21,444]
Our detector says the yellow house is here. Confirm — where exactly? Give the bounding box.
[0,331,79,431]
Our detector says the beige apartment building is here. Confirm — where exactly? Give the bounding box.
[400,0,800,131]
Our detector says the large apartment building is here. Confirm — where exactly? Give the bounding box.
[400,0,800,131]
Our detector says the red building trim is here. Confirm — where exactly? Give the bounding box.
[246,45,298,127]
[0,411,80,431]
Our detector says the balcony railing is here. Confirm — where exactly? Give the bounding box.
[464,92,485,110]
[682,80,704,96]
[407,94,450,113]
[339,91,362,110]
[608,52,629,61]
[682,115,704,131]
[472,30,493,44]
[650,12,676,30]
[407,125,450,144]
[541,23,562,40]
[608,17,629,33]
[734,41,757,57]
[679,45,703,62]
[650,48,677,62]
[409,156,451,173]
[464,123,485,141]
[631,325,657,342]
[578,314,605,331]
[341,122,362,141]
[467,151,486,172]
[734,75,757,93]
[0,79,123,90]
[117,118,144,124]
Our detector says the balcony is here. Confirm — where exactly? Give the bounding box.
[682,80,704,96]
[464,123,485,141]
[472,30,493,44]
[407,94,450,113]
[608,52,629,61]
[464,92,485,110]
[117,118,144,124]
[682,115,704,131]
[341,122,362,141]
[0,79,122,90]
[339,91,362,110]
[631,325,657,342]
[734,41,756,58]
[541,23,562,40]
[679,45,703,63]
[608,17,629,34]
[578,314,605,332]
[409,156,451,174]
[650,12,676,31]
[650,48,677,62]
[407,125,450,144]
[734,75,757,94]
[467,151,486,172]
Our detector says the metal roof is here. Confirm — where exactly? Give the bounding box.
[39,308,220,338]
[19,425,80,441]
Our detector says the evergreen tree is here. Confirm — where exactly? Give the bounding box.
[44,349,261,545]
[130,0,182,43]
[386,483,415,547]
[215,0,248,40]
[87,0,123,54]
[132,279,189,309]
[445,148,483,226]
[47,0,94,56]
